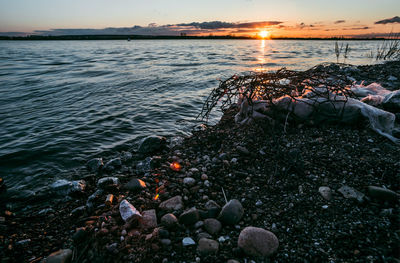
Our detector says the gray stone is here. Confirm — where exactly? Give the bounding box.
[227,260,240,263]
[218,199,244,225]
[86,158,103,172]
[97,177,120,189]
[38,208,55,215]
[204,218,222,235]
[104,158,122,171]
[182,237,196,246]
[124,178,146,192]
[16,239,31,246]
[138,136,166,154]
[50,179,86,196]
[197,238,219,256]
[183,177,196,186]
[237,146,250,155]
[179,207,200,225]
[121,151,133,162]
[159,196,183,212]
[140,209,157,230]
[119,199,141,222]
[338,185,365,202]
[161,213,178,228]
[238,226,279,257]
[44,249,73,263]
[70,206,86,217]
[318,186,332,201]
[367,186,399,202]
[136,157,152,173]
[205,200,221,218]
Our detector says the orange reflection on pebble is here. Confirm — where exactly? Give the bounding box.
[170,162,182,171]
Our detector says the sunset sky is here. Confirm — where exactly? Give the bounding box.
[0,0,399,38]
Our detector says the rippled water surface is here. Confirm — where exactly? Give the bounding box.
[0,39,380,195]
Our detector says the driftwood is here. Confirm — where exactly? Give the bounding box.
[198,64,399,143]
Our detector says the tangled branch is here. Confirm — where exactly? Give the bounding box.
[198,63,356,123]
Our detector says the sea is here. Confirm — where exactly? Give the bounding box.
[0,39,382,201]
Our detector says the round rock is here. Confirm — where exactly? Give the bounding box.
[138,136,166,154]
[161,213,178,228]
[159,196,183,212]
[318,186,332,201]
[183,177,196,187]
[238,226,279,257]
[204,218,222,235]
[197,238,219,256]
[218,199,243,225]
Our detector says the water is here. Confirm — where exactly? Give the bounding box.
[0,39,381,197]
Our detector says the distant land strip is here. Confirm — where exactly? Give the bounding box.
[0,35,386,41]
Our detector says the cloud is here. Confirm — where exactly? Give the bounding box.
[342,26,370,30]
[24,20,284,36]
[334,20,346,24]
[175,20,282,29]
[375,16,400,24]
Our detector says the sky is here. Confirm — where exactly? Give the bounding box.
[0,0,399,38]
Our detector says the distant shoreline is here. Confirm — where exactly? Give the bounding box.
[0,35,387,41]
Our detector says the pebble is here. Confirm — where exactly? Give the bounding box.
[231,158,238,164]
[179,207,200,225]
[197,238,219,256]
[86,158,103,172]
[43,249,72,263]
[205,200,221,218]
[183,177,196,186]
[182,237,196,246]
[204,218,222,235]
[227,260,240,263]
[140,209,157,230]
[16,239,31,246]
[201,174,208,180]
[138,136,166,154]
[121,151,133,162]
[204,180,210,187]
[104,157,122,171]
[161,213,178,228]
[70,206,86,217]
[97,177,120,189]
[338,185,365,202]
[159,196,183,212]
[124,178,146,192]
[238,226,279,257]
[318,186,332,201]
[119,199,142,222]
[237,145,250,155]
[218,199,244,225]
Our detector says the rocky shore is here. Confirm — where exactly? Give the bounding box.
[1,61,399,263]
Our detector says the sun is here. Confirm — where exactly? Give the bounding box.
[259,30,269,39]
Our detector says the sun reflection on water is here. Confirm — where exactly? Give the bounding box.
[255,39,268,72]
